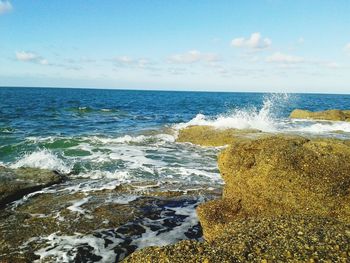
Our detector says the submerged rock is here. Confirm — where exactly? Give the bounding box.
[0,179,219,262]
[0,166,64,208]
[176,125,261,147]
[290,109,350,121]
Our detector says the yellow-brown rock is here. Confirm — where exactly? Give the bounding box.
[198,135,350,240]
[124,215,350,262]
[290,109,350,121]
[176,125,261,147]
[124,133,350,262]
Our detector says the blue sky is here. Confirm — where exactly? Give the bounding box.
[1,0,350,93]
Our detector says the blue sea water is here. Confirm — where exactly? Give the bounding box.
[1,87,350,262]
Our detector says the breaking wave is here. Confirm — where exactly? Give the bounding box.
[175,93,290,132]
[10,149,72,174]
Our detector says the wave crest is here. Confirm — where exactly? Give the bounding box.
[10,149,72,174]
[176,93,290,132]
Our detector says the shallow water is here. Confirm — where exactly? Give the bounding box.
[0,87,350,262]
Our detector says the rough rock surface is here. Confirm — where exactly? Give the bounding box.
[199,135,350,240]
[124,215,350,263]
[290,109,350,121]
[176,125,261,147]
[0,166,64,208]
[125,133,350,262]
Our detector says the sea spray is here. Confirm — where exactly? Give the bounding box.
[175,93,291,132]
[10,149,73,174]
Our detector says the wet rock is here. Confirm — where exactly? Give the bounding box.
[0,181,216,262]
[124,215,350,262]
[0,166,65,208]
[198,135,350,240]
[290,109,350,122]
[176,125,261,147]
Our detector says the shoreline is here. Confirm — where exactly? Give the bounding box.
[1,109,350,262]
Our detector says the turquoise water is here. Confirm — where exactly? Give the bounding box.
[1,87,350,262]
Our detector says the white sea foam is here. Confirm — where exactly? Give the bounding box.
[175,93,290,132]
[32,197,203,263]
[175,93,350,137]
[89,133,175,145]
[10,149,72,174]
[34,233,122,263]
[67,197,90,214]
[90,135,147,144]
[288,120,350,134]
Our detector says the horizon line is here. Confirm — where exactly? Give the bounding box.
[0,85,349,96]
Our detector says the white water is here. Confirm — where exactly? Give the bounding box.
[176,93,350,137]
[5,93,350,263]
[32,198,203,263]
[10,149,73,174]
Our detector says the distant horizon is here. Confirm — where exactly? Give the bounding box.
[1,1,350,94]
[1,85,350,95]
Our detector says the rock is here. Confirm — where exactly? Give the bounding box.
[198,135,350,240]
[176,125,261,147]
[290,109,350,122]
[0,166,65,208]
[124,134,350,262]
[0,182,216,262]
[123,215,350,262]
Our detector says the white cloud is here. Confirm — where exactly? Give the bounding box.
[344,43,350,53]
[298,37,304,44]
[16,51,38,61]
[266,52,304,64]
[167,50,219,64]
[15,51,49,65]
[324,62,340,69]
[114,56,154,69]
[231,32,272,50]
[0,0,12,14]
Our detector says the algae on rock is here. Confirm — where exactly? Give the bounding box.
[124,215,350,263]
[198,135,350,240]
[0,166,64,208]
[126,130,350,262]
[176,125,261,147]
[290,109,350,122]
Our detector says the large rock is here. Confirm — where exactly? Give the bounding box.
[290,109,350,121]
[198,135,350,240]
[176,125,261,147]
[124,135,350,262]
[0,166,64,208]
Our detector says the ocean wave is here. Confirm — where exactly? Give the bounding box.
[288,120,350,134]
[175,93,290,132]
[174,93,350,137]
[10,149,72,174]
[89,133,175,144]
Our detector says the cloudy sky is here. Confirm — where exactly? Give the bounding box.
[1,0,350,93]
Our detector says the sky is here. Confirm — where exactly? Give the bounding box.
[0,0,350,93]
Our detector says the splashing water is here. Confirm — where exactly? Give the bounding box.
[10,149,73,174]
[176,93,290,132]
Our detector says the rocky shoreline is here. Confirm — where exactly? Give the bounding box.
[1,109,350,262]
[126,111,350,262]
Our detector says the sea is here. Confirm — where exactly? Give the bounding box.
[1,87,350,262]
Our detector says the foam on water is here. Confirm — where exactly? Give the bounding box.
[32,197,204,263]
[34,232,122,263]
[175,93,289,132]
[288,120,350,134]
[10,149,72,174]
[67,197,91,214]
[176,93,350,137]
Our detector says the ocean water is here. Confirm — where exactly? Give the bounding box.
[1,87,350,262]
